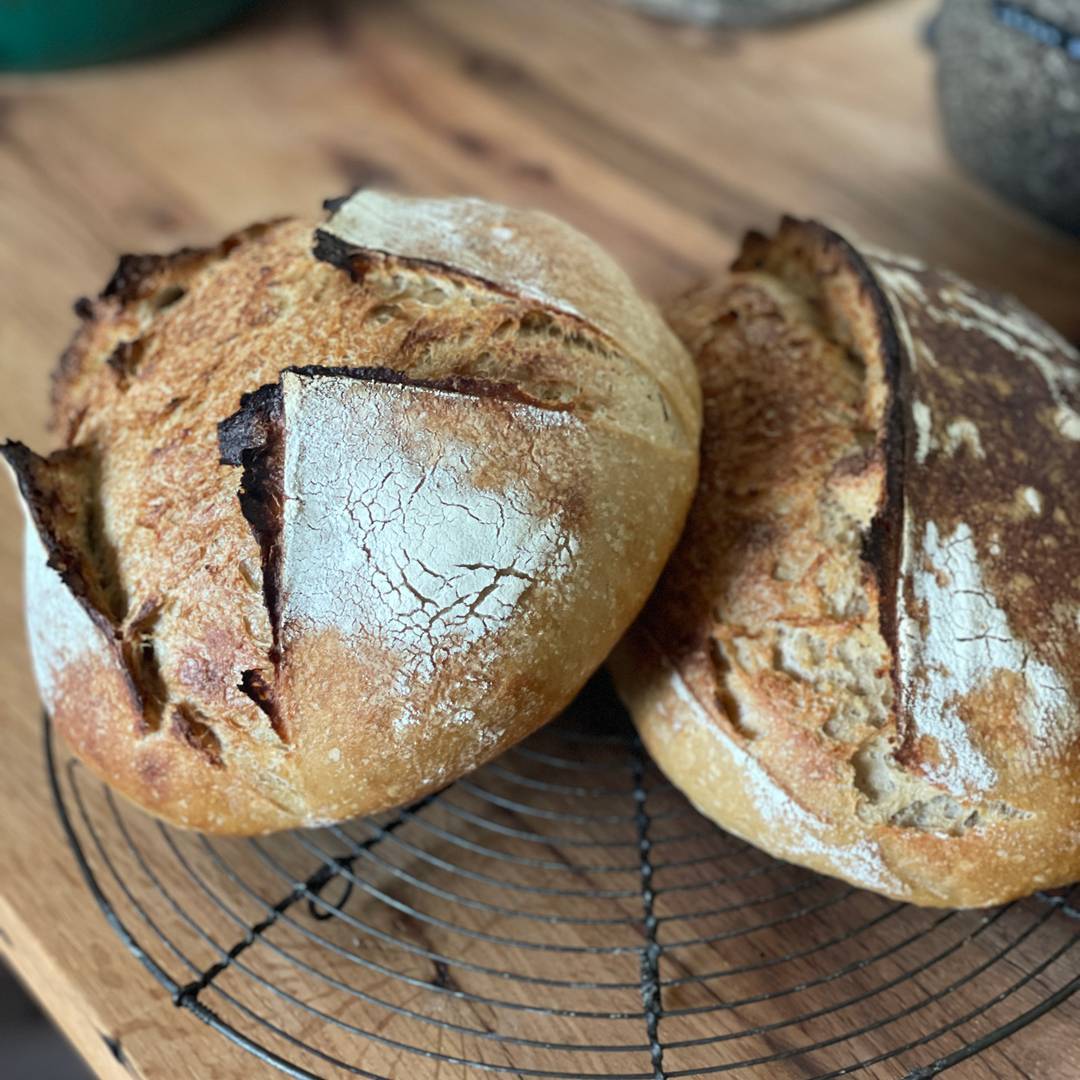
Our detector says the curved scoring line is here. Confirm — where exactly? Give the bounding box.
[661,901,1067,1073]
[142,820,654,1056]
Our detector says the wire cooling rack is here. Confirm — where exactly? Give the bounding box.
[47,674,1079,1079]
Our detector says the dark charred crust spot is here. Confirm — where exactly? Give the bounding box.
[217,385,286,665]
[101,250,203,304]
[105,338,148,389]
[732,229,771,269]
[217,382,285,466]
[100,220,287,305]
[171,704,223,768]
[52,221,289,440]
[313,230,524,308]
[311,228,371,280]
[239,668,286,742]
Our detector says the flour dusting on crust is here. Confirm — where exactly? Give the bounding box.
[279,372,580,685]
[901,521,1074,777]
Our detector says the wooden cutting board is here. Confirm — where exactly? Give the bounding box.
[1,2,1077,1078]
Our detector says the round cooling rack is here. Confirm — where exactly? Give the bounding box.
[47,675,1080,1079]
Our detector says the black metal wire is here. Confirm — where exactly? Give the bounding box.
[46,707,1080,1080]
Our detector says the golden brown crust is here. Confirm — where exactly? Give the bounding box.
[612,218,1079,908]
[12,192,701,834]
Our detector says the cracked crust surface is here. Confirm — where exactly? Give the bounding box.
[611,218,1079,907]
[8,191,700,833]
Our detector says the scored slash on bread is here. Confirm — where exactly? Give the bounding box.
[5,191,701,834]
[611,217,1080,908]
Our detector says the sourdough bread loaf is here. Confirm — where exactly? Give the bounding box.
[611,217,1079,907]
[6,191,701,834]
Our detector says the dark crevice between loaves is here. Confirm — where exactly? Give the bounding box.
[171,703,224,768]
[104,336,150,391]
[101,220,284,305]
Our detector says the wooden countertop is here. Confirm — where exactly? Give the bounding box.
[1,1,1077,1078]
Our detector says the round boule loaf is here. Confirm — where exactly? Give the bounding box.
[5,191,701,834]
[611,216,1079,908]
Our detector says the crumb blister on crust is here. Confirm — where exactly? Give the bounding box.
[612,218,1079,908]
[13,191,702,834]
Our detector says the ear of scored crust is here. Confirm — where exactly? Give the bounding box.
[1,441,143,722]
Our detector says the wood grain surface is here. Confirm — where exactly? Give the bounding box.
[1,1,1078,1078]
